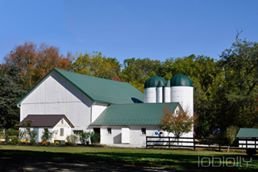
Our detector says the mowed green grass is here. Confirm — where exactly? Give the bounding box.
[0,145,257,171]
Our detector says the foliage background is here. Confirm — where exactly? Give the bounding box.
[0,38,257,139]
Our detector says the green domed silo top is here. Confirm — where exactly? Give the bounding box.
[144,76,166,88]
[170,74,193,87]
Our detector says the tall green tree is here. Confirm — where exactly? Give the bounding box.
[72,52,121,80]
[121,58,161,91]
[0,65,25,128]
[218,39,258,129]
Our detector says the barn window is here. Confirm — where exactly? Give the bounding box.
[107,128,112,134]
[60,128,64,136]
[141,128,146,135]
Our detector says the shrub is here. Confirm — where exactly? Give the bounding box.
[54,140,65,145]
[5,128,19,145]
[91,132,100,144]
[79,131,92,145]
[41,128,53,145]
[225,125,238,145]
[0,129,5,139]
[19,121,38,144]
[66,134,78,145]
[28,130,37,145]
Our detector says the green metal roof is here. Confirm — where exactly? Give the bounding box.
[19,68,144,105]
[144,76,166,88]
[171,74,193,87]
[236,128,258,138]
[91,103,180,126]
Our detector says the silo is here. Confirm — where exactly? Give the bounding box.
[144,76,166,103]
[170,74,194,117]
[164,80,171,103]
[156,86,163,103]
[170,74,194,139]
[144,87,156,103]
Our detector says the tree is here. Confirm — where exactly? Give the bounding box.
[121,58,161,91]
[1,42,72,129]
[5,42,72,89]
[5,128,19,144]
[0,65,26,129]
[161,55,222,138]
[161,108,193,139]
[72,52,121,80]
[218,38,258,130]
[225,125,238,152]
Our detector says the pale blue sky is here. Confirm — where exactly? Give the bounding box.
[0,0,258,63]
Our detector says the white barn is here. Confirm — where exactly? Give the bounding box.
[18,68,194,147]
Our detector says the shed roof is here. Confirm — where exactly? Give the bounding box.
[91,103,180,126]
[19,115,74,128]
[19,68,144,105]
[236,128,258,138]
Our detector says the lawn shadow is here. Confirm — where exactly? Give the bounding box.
[0,150,174,172]
[0,149,257,172]
[87,151,258,172]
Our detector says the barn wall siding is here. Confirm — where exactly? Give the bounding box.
[91,103,108,123]
[99,126,159,147]
[20,72,93,131]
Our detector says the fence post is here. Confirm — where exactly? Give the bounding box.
[255,138,256,149]
[168,137,170,148]
[146,136,148,148]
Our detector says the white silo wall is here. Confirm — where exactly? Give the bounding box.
[164,87,171,103]
[144,88,157,103]
[171,86,194,117]
[156,87,163,103]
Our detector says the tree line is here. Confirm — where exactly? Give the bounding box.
[0,39,257,139]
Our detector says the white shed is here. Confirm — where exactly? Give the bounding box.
[19,115,74,143]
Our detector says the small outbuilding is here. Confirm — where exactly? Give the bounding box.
[236,128,258,148]
[19,114,74,143]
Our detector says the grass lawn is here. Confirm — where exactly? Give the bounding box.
[0,145,257,171]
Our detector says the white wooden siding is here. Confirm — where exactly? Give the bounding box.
[91,103,108,123]
[20,72,93,131]
[100,126,159,147]
[100,126,122,145]
[52,118,73,142]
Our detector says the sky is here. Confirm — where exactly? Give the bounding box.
[0,0,258,63]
